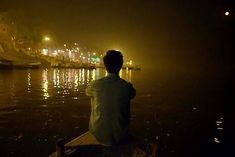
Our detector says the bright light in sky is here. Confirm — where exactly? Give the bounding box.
[225,11,230,16]
[44,36,50,41]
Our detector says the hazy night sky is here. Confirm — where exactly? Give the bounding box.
[0,0,234,68]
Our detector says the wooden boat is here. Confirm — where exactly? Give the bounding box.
[124,66,141,70]
[0,59,13,69]
[49,132,158,157]
[13,62,41,69]
[0,60,41,69]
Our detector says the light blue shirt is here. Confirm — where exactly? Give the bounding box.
[86,73,136,145]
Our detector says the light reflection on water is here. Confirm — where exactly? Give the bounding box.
[42,69,50,99]
[0,68,227,157]
[38,68,133,100]
[214,116,224,144]
[27,70,31,93]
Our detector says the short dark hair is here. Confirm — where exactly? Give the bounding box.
[103,50,123,74]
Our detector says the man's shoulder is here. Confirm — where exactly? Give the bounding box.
[118,77,131,84]
[119,78,129,84]
[90,77,133,86]
[118,78,135,90]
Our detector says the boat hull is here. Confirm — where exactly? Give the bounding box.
[49,131,157,157]
[0,60,13,69]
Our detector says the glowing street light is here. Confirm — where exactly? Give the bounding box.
[42,49,48,55]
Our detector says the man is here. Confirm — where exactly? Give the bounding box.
[86,50,136,145]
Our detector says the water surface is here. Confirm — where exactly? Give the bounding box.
[0,67,232,157]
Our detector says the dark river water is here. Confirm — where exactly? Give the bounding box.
[0,67,234,157]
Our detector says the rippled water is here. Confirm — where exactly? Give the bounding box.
[0,67,233,157]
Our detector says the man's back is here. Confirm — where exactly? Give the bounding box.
[86,73,136,145]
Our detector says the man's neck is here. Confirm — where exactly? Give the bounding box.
[107,73,119,76]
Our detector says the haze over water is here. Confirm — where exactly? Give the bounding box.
[0,67,233,157]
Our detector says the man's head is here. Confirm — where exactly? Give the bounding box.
[103,50,123,74]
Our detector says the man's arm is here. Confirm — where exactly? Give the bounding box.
[86,82,95,97]
[128,82,136,99]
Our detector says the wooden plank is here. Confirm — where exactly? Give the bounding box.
[65,132,103,147]
[49,131,157,157]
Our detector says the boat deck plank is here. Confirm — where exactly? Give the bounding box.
[65,132,103,147]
